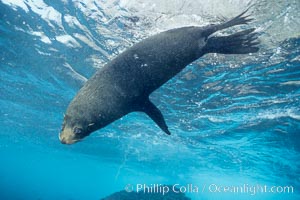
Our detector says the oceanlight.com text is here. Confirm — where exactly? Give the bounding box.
[207,184,294,195]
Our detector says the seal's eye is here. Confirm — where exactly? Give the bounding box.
[74,127,83,135]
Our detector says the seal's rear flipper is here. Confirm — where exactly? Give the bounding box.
[203,7,254,38]
[139,98,171,135]
[204,28,259,54]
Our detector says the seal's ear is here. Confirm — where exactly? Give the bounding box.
[88,123,95,127]
[87,123,95,130]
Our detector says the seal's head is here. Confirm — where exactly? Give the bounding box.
[59,114,95,145]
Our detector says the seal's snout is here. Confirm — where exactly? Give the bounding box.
[59,133,70,144]
[59,134,68,144]
[59,127,78,145]
[60,138,67,144]
[59,134,77,145]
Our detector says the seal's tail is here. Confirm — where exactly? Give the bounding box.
[204,28,259,54]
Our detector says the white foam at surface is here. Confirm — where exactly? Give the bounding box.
[36,49,51,56]
[281,81,300,86]
[3,0,63,29]
[1,0,29,12]
[32,1,63,29]
[64,14,85,30]
[86,55,108,69]
[119,0,300,45]
[73,33,109,57]
[56,35,81,48]
[63,14,95,39]
[3,0,300,43]
[31,31,52,44]
[118,0,252,31]
[196,106,300,124]
[4,0,299,52]
[257,108,300,121]
[57,63,87,85]
[63,14,108,53]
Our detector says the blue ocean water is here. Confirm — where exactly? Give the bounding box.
[0,1,299,200]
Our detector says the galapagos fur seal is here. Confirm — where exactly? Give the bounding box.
[59,9,259,144]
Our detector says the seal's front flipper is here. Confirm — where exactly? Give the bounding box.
[140,98,171,135]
